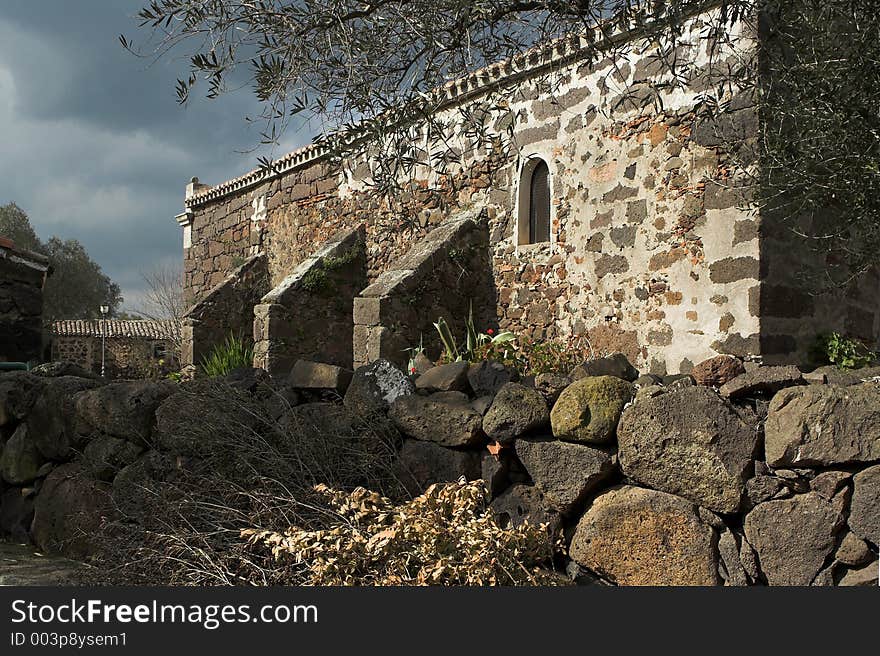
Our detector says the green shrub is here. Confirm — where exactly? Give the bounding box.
[811,332,876,370]
[201,333,254,377]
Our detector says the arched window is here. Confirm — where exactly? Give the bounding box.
[529,160,550,243]
[517,157,552,245]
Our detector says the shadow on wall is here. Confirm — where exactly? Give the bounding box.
[353,208,497,370]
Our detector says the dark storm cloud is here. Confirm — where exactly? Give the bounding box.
[0,0,308,311]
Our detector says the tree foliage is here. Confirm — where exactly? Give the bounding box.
[0,203,123,322]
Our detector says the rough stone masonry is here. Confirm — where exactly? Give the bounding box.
[174,1,879,375]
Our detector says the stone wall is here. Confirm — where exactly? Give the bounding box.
[50,336,175,380]
[253,225,367,375]
[3,352,878,586]
[178,4,877,373]
[0,238,50,363]
[353,209,495,369]
[182,254,269,370]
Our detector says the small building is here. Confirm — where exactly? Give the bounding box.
[0,236,51,363]
[50,319,180,379]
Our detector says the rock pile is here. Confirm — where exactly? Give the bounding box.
[1,351,878,586]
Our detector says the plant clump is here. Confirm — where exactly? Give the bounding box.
[242,480,562,586]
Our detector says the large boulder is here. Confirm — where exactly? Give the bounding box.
[467,361,519,397]
[0,424,44,485]
[0,372,42,426]
[0,488,34,542]
[719,365,804,398]
[569,486,720,586]
[288,360,353,394]
[764,382,880,467]
[617,387,760,513]
[743,492,845,585]
[570,353,639,382]
[31,463,114,559]
[514,438,616,514]
[549,376,632,444]
[392,439,481,497]
[691,355,745,387]
[343,359,414,416]
[482,383,549,443]
[75,380,176,444]
[27,376,102,460]
[490,484,562,536]
[111,451,178,522]
[415,362,471,393]
[389,391,484,447]
[848,464,880,546]
[82,435,145,482]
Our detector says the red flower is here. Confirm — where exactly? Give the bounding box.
[409,367,417,375]
[486,329,494,335]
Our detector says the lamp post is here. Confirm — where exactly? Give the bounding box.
[99,305,109,378]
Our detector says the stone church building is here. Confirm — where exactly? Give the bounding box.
[174,2,879,376]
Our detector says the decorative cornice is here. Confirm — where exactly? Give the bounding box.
[185,1,724,210]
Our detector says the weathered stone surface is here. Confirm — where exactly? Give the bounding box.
[809,471,851,500]
[392,439,480,496]
[515,438,616,514]
[0,424,44,485]
[415,361,471,393]
[570,486,720,586]
[533,373,570,404]
[849,464,880,546]
[570,352,638,382]
[82,435,144,481]
[490,484,562,536]
[691,355,744,387]
[30,361,100,379]
[482,383,549,443]
[467,361,519,397]
[224,367,272,395]
[344,359,414,416]
[287,359,353,393]
[75,380,175,443]
[389,391,484,447]
[481,451,508,498]
[838,561,879,586]
[550,376,632,444]
[0,372,42,426]
[617,387,759,513]
[745,475,788,508]
[111,451,177,522]
[836,532,872,566]
[27,376,101,460]
[0,488,34,542]
[718,528,749,586]
[765,383,880,467]
[719,365,804,398]
[743,492,844,585]
[808,365,880,387]
[31,463,114,559]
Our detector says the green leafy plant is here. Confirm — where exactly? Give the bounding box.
[434,303,515,363]
[201,332,254,377]
[811,332,876,370]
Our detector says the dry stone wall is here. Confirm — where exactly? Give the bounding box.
[0,240,50,363]
[3,351,878,586]
[253,225,368,375]
[182,254,269,369]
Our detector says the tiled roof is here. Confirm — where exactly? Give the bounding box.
[51,319,180,341]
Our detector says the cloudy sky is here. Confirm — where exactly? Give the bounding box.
[0,0,308,312]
